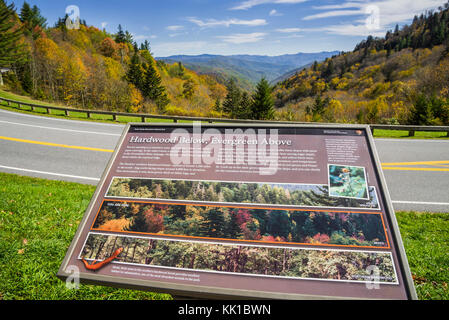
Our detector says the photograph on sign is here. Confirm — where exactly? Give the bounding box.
[57,123,416,300]
[105,177,381,210]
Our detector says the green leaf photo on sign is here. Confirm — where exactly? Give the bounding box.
[328,165,369,200]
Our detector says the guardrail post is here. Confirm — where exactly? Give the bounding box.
[447,131,449,137]
[141,116,145,123]
[173,119,178,123]
[64,109,69,116]
[46,107,50,114]
[408,130,415,137]
[86,112,90,118]
[112,114,117,121]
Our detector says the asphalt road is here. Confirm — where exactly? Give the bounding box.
[0,108,448,213]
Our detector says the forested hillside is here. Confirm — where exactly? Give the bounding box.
[3,1,449,124]
[0,1,226,117]
[273,3,449,125]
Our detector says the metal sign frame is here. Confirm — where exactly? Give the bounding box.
[57,122,417,300]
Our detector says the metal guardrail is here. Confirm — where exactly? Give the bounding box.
[1,96,449,136]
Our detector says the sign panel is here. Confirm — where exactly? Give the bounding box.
[58,123,417,299]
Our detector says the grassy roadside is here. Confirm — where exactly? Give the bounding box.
[0,173,171,300]
[1,89,448,139]
[0,172,447,300]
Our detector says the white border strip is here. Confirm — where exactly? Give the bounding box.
[0,164,100,182]
[0,107,124,127]
[0,120,121,136]
[79,232,399,285]
[392,200,449,206]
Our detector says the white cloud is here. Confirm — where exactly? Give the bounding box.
[302,0,447,36]
[133,34,157,41]
[101,22,107,29]
[269,9,282,16]
[276,27,302,33]
[308,0,447,25]
[310,24,385,37]
[231,0,308,11]
[303,9,363,21]
[166,25,184,31]
[187,17,267,28]
[217,32,267,44]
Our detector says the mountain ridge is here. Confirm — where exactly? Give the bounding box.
[156,51,339,90]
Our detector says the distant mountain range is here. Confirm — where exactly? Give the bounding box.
[156,51,339,90]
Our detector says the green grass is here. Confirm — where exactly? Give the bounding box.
[0,172,447,300]
[396,211,449,300]
[0,173,171,300]
[373,129,449,139]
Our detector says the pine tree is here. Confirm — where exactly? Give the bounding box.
[0,0,27,85]
[115,24,126,43]
[128,212,149,232]
[127,51,144,89]
[20,2,46,37]
[251,77,275,120]
[222,78,242,118]
[225,210,242,239]
[213,97,221,112]
[141,61,169,109]
[409,94,434,125]
[200,208,225,238]
[140,40,151,52]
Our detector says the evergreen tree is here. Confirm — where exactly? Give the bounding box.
[20,2,46,34]
[141,61,169,109]
[140,40,151,52]
[0,0,27,85]
[267,210,290,239]
[225,210,242,239]
[409,94,434,125]
[182,78,195,99]
[127,51,144,89]
[251,77,275,120]
[222,78,242,118]
[201,208,225,238]
[128,212,149,232]
[115,24,126,43]
[213,97,221,112]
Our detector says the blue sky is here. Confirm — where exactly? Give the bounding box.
[11,0,449,56]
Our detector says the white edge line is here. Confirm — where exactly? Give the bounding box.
[0,120,121,136]
[0,164,100,182]
[374,138,449,143]
[0,107,125,128]
[392,200,449,206]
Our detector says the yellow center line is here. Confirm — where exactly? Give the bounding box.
[0,135,114,153]
[381,160,449,166]
[381,167,449,172]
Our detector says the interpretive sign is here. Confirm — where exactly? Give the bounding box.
[58,123,417,299]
